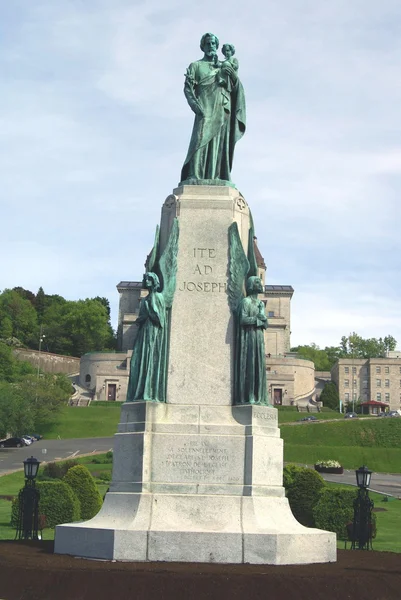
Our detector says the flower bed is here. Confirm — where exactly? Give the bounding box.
[314,460,344,475]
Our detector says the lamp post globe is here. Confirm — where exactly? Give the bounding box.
[355,465,372,489]
[23,456,40,481]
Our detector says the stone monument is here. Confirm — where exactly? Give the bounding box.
[54,33,336,564]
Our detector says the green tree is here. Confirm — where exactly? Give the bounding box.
[340,332,397,358]
[0,382,34,438]
[0,316,13,339]
[42,298,115,356]
[35,287,46,323]
[93,296,111,319]
[291,343,332,371]
[0,342,16,382]
[320,381,340,410]
[12,287,36,306]
[0,289,38,346]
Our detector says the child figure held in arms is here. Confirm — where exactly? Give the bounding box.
[218,43,239,90]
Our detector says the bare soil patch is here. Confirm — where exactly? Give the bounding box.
[0,541,400,600]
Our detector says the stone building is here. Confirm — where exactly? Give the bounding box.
[331,357,401,413]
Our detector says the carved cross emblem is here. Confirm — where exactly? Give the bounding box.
[236,197,246,211]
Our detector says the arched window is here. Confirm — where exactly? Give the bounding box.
[85,374,91,383]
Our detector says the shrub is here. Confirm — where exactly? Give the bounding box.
[313,488,377,541]
[286,467,326,527]
[63,465,103,520]
[11,481,80,529]
[42,459,78,480]
[283,464,303,492]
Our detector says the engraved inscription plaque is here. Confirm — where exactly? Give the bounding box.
[152,435,244,484]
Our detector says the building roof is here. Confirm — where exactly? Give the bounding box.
[117,281,142,289]
[253,238,266,269]
[264,285,294,297]
[360,400,388,407]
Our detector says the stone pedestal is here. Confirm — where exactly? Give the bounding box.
[55,402,336,564]
[54,186,336,564]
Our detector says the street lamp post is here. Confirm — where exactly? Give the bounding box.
[16,456,41,540]
[37,325,45,380]
[351,465,374,550]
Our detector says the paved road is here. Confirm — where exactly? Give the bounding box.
[0,437,114,476]
[320,469,401,498]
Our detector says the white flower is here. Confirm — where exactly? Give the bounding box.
[315,460,342,468]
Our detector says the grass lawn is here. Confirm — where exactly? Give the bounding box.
[284,444,401,473]
[281,418,401,472]
[40,405,121,439]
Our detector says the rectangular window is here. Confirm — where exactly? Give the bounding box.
[385,379,390,387]
[344,379,349,387]
[344,367,349,374]
[376,379,381,387]
[363,380,368,388]
[376,366,381,374]
[385,393,390,402]
[377,392,382,401]
[352,366,356,374]
[268,311,275,317]
[344,393,350,401]
[385,367,389,374]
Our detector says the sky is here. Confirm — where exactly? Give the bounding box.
[1,0,401,348]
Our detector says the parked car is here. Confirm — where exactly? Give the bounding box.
[298,415,318,422]
[28,433,43,441]
[21,436,33,445]
[388,411,400,418]
[0,437,28,448]
[344,412,358,419]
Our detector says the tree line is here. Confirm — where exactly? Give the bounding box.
[0,342,72,437]
[291,332,397,372]
[0,286,116,357]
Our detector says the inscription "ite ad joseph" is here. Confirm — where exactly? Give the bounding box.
[179,247,227,293]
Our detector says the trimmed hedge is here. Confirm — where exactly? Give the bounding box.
[63,465,103,520]
[11,480,80,528]
[286,467,325,527]
[42,460,78,480]
[313,488,377,541]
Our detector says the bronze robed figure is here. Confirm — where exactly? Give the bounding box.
[180,33,246,186]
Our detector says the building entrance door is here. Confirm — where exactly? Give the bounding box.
[273,388,283,405]
[107,384,117,401]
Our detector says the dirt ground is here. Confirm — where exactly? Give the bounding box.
[0,541,400,600]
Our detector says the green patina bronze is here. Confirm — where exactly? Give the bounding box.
[228,222,270,406]
[180,33,246,187]
[127,219,179,403]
